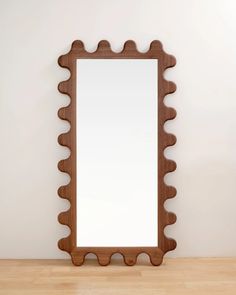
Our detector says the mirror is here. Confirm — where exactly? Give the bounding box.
[58,40,176,266]
[76,59,158,247]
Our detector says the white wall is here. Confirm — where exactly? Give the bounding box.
[0,0,236,258]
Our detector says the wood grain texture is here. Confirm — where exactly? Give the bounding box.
[57,40,176,266]
[1,258,236,294]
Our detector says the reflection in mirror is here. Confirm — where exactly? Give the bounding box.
[76,59,158,247]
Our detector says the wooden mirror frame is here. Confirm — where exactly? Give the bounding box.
[57,40,176,266]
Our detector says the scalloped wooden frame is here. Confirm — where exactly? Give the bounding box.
[58,40,176,266]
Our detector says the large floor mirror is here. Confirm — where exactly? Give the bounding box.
[58,40,176,266]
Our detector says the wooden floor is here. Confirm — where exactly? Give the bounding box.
[0,258,236,294]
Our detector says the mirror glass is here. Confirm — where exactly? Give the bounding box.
[76,59,158,247]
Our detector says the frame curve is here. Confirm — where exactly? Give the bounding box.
[57,40,177,266]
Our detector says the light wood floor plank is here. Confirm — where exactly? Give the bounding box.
[0,258,236,295]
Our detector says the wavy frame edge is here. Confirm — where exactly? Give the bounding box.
[57,40,177,266]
